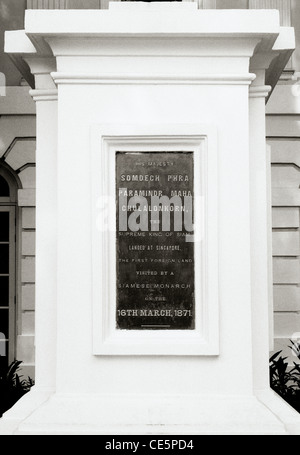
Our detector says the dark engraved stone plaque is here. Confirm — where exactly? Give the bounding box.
[116,151,195,330]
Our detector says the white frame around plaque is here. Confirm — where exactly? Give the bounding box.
[90,124,219,356]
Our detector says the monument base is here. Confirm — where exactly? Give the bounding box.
[1,387,300,435]
[2,5,300,438]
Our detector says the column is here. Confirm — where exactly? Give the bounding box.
[24,58,58,394]
[28,88,57,392]
[248,79,300,434]
[1,57,58,424]
[249,66,273,391]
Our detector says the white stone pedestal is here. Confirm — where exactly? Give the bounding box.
[2,4,300,435]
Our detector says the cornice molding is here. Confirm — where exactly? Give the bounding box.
[51,72,256,86]
[29,89,58,101]
[249,85,272,98]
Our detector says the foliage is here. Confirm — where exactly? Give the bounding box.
[289,339,300,362]
[0,360,34,417]
[269,342,300,413]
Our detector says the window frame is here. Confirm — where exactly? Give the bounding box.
[0,167,18,366]
[90,123,219,356]
[0,206,16,364]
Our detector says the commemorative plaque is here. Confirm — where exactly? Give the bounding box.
[116,151,195,330]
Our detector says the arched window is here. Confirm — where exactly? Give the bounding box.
[0,166,17,371]
[0,176,9,197]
